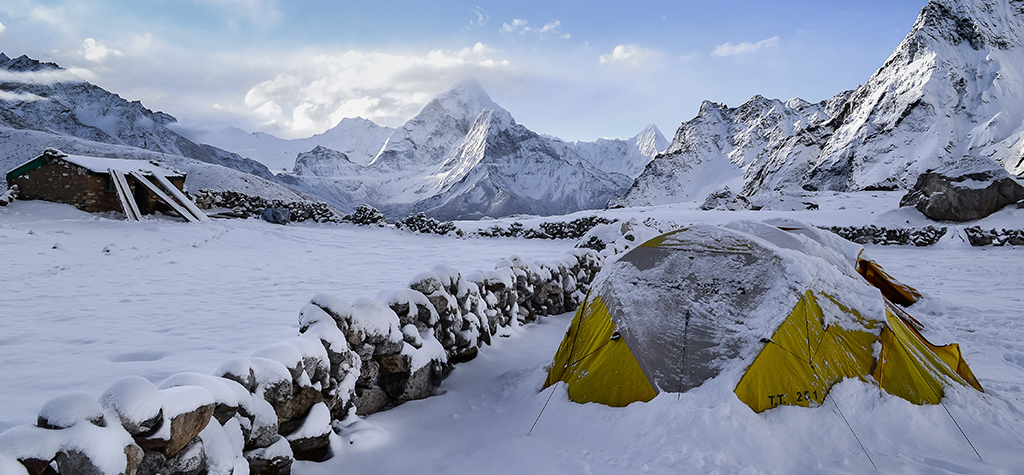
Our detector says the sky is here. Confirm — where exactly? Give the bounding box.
[0,1,928,141]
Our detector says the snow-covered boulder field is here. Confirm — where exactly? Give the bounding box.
[0,203,603,474]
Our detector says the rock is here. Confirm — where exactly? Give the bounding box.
[275,385,324,435]
[37,392,105,429]
[258,208,291,225]
[245,435,293,475]
[699,188,752,211]
[352,387,390,416]
[18,458,57,475]
[99,376,164,437]
[240,396,279,451]
[164,437,206,475]
[284,403,333,462]
[160,373,245,426]
[900,169,1024,221]
[379,360,448,402]
[54,450,103,475]
[138,400,215,458]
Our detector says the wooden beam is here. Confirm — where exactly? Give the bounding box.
[151,172,210,222]
[128,171,199,223]
[108,168,141,221]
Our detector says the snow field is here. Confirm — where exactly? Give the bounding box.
[0,200,571,432]
[0,196,1022,474]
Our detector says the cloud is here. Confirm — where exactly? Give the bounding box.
[0,90,48,102]
[0,20,6,35]
[599,44,658,68]
[500,18,570,39]
[81,38,124,62]
[471,6,489,26]
[0,69,83,85]
[241,43,516,137]
[712,36,779,57]
[500,19,527,34]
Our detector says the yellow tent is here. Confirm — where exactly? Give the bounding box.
[545,220,981,412]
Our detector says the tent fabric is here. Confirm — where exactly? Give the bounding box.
[734,291,880,412]
[545,296,657,407]
[545,222,982,413]
[856,255,922,307]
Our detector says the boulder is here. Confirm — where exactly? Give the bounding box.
[900,169,1024,221]
[37,393,105,430]
[352,387,390,416]
[284,403,333,462]
[99,377,165,437]
[244,435,292,475]
[259,208,291,225]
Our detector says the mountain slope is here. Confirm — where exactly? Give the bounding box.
[189,117,395,172]
[619,0,1024,207]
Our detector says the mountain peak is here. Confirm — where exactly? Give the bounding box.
[427,78,499,123]
[0,53,63,72]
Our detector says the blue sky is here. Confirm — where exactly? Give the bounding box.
[0,1,927,141]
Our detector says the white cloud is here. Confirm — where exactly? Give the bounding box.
[30,5,63,26]
[0,20,7,35]
[471,6,489,26]
[599,44,658,68]
[242,44,516,137]
[81,38,123,62]
[0,69,83,85]
[500,18,569,39]
[0,90,48,102]
[500,19,528,34]
[712,36,779,57]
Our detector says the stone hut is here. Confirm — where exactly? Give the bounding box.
[6,149,188,216]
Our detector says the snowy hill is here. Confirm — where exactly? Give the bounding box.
[618,0,1024,207]
[280,80,664,219]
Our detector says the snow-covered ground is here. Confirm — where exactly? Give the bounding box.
[2,195,1023,474]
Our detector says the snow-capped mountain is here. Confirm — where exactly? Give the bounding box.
[0,53,340,206]
[412,106,635,220]
[567,124,669,179]
[287,80,665,219]
[189,117,395,172]
[612,95,847,206]
[0,53,284,182]
[618,0,1024,207]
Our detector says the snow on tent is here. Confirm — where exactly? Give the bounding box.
[544,219,982,412]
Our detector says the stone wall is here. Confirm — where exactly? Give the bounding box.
[0,249,604,475]
[963,227,1024,246]
[823,225,948,246]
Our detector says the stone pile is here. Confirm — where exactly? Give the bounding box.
[963,227,1024,246]
[824,225,948,246]
[192,190,342,223]
[0,250,604,475]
